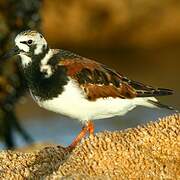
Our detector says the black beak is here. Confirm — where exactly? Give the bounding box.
[2,46,20,60]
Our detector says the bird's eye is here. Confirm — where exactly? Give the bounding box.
[27,40,33,45]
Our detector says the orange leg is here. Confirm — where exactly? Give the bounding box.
[88,120,94,135]
[67,120,94,150]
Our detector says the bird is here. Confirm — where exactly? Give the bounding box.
[4,30,175,149]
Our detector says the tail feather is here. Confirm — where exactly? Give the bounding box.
[137,88,173,97]
[155,88,174,96]
[147,99,179,112]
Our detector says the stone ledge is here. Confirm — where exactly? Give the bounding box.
[0,114,179,179]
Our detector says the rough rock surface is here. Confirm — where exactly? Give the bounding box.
[0,114,179,179]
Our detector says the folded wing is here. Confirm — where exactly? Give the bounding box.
[58,56,173,101]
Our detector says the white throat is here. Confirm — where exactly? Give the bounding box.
[19,53,32,68]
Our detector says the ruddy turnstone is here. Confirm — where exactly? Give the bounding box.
[4,30,175,149]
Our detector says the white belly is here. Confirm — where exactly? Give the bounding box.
[33,80,155,123]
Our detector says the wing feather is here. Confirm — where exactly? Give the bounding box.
[58,55,173,101]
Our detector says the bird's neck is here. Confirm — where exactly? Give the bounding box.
[19,45,50,68]
[22,47,54,86]
[21,48,69,101]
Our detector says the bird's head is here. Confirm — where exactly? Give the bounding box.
[4,30,48,67]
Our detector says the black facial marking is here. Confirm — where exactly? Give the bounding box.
[23,48,69,101]
[29,44,36,55]
[24,63,68,101]
[20,41,27,45]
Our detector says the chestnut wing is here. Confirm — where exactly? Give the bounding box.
[58,57,173,101]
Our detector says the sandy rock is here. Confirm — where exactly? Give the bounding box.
[0,114,179,179]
